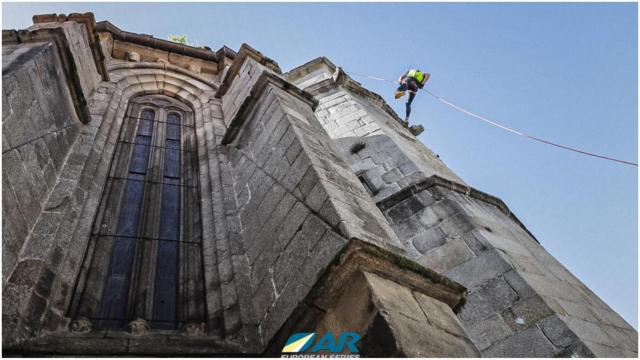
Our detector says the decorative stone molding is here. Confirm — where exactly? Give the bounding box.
[312,238,467,310]
[377,174,540,243]
[126,51,140,62]
[95,20,218,62]
[107,61,219,90]
[69,317,92,333]
[128,318,151,335]
[92,21,220,77]
[181,322,208,337]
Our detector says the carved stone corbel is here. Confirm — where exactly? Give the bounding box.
[128,318,150,335]
[69,317,92,333]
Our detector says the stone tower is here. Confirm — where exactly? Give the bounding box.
[2,13,636,357]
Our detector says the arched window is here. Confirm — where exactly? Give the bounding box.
[70,95,206,332]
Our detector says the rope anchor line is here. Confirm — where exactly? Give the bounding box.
[347,71,637,167]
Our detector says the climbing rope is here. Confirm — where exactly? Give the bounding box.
[347,71,638,167]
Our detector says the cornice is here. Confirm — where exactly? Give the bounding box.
[377,175,540,244]
[95,20,218,63]
[310,238,467,312]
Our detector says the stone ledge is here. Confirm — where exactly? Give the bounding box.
[95,20,218,63]
[4,332,246,356]
[309,238,467,312]
[265,238,469,355]
[221,71,319,145]
[3,28,91,124]
[377,175,539,244]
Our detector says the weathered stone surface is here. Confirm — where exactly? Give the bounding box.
[465,313,513,350]
[503,269,537,300]
[482,325,556,357]
[2,16,636,358]
[267,239,477,357]
[562,315,618,348]
[418,238,474,273]
[413,292,468,338]
[502,295,554,330]
[538,315,579,348]
[444,249,512,289]
[411,226,446,254]
[458,277,519,323]
[378,181,636,356]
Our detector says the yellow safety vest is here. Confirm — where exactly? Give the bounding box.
[407,69,424,83]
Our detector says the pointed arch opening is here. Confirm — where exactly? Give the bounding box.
[69,94,207,332]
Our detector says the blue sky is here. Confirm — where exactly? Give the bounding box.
[3,2,637,327]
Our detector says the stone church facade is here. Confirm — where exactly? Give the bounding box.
[2,13,637,357]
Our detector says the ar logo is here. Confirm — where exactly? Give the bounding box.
[282,332,361,353]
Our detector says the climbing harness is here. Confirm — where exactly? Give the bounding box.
[347,71,637,167]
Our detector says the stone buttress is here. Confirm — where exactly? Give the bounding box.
[285,57,638,357]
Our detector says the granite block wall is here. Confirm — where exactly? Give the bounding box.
[286,57,637,357]
[27,21,102,99]
[380,181,638,357]
[287,60,464,203]
[224,60,403,347]
[2,41,83,287]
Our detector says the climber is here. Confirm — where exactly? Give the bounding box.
[394,69,430,125]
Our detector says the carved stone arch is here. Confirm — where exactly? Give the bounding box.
[65,66,239,340]
[166,107,188,116]
[68,91,205,330]
[108,62,219,92]
[133,94,193,113]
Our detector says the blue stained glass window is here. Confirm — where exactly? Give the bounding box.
[164,149,181,178]
[99,108,155,323]
[152,112,182,328]
[130,137,151,174]
[166,113,181,140]
[152,240,178,328]
[81,100,206,333]
[158,185,180,240]
[138,109,155,136]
